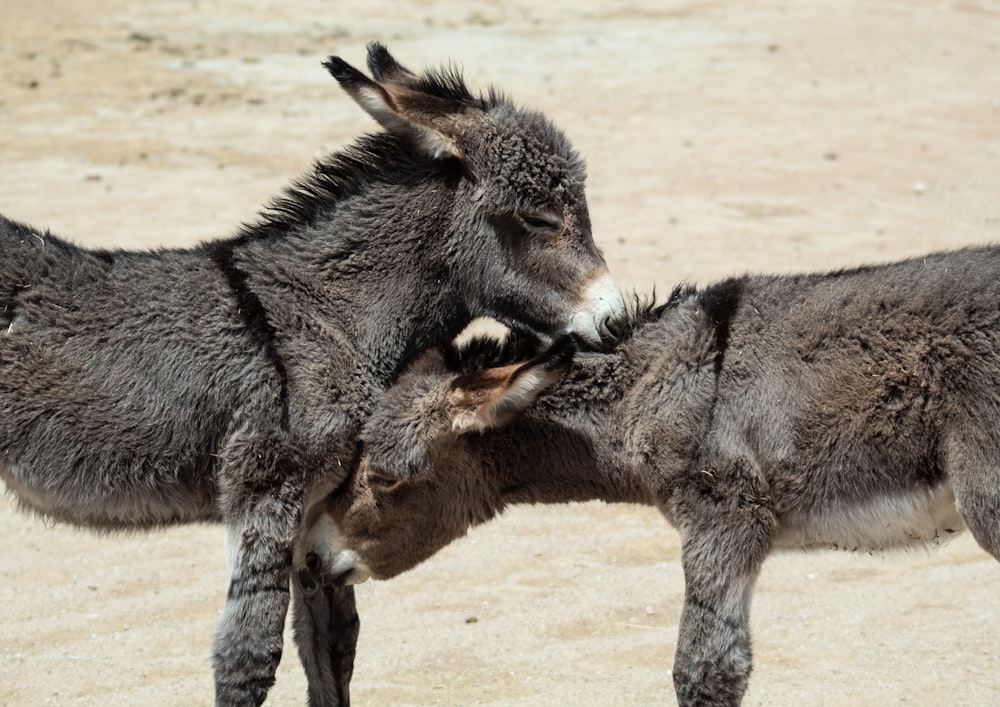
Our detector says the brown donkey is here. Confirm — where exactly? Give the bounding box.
[321,246,1000,705]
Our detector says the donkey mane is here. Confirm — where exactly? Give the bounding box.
[229,133,440,247]
[408,65,499,109]
[362,40,496,109]
[230,53,516,250]
[597,283,698,345]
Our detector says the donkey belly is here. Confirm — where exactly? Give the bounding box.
[1,459,220,529]
[0,328,236,529]
[0,243,271,530]
[773,482,965,552]
[0,378,227,530]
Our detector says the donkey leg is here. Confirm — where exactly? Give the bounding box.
[671,504,773,706]
[291,575,360,707]
[946,430,1000,561]
[213,433,307,707]
[952,478,1000,561]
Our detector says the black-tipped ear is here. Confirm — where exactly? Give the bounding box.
[448,335,576,434]
[366,42,419,84]
[324,45,471,162]
[444,324,546,375]
[522,334,577,378]
[323,56,366,86]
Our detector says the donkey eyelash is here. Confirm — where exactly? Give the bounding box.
[366,474,404,492]
[518,212,563,232]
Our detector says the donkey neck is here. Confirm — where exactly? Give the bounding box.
[480,350,652,507]
[485,419,649,507]
[228,138,471,389]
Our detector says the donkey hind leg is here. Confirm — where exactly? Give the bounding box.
[212,433,307,707]
[946,429,1000,561]
[291,574,360,707]
[672,507,773,707]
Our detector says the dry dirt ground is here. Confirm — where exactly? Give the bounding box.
[2,1,999,705]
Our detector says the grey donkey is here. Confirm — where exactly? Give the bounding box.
[0,43,625,706]
[322,246,1000,705]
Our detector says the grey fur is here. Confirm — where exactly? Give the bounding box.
[326,246,1000,706]
[0,43,622,706]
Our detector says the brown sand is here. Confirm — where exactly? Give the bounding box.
[1,2,999,705]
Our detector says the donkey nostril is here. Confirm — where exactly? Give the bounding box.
[598,315,625,349]
[305,551,320,570]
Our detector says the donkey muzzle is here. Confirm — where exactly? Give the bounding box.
[568,270,627,352]
[323,549,371,586]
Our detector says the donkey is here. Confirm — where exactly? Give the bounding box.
[321,245,1000,705]
[0,43,625,706]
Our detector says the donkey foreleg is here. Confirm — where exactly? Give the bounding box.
[671,497,773,706]
[292,577,359,707]
[673,591,753,707]
[213,433,307,707]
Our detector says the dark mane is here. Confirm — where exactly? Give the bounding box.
[216,57,511,252]
[364,40,502,111]
[612,284,697,343]
[225,133,417,247]
[410,65,500,111]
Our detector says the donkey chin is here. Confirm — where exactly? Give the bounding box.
[320,549,371,587]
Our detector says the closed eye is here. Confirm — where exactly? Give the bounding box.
[518,212,563,233]
[366,473,404,493]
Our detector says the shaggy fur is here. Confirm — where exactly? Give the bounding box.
[326,246,1000,706]
[0,43,623,706]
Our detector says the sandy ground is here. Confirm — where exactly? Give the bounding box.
[2,1,999,705]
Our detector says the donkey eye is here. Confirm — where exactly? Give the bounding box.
[518,212,563,233]
[366,473,404,492]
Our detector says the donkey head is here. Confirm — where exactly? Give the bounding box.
[322,333,575,581]
[325,44,625,350]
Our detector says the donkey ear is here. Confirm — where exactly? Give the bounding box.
[366,42,421,85]
[324,43,469,161]
[448,335,576,434]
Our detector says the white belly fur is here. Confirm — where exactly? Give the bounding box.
[774,482,966,552]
